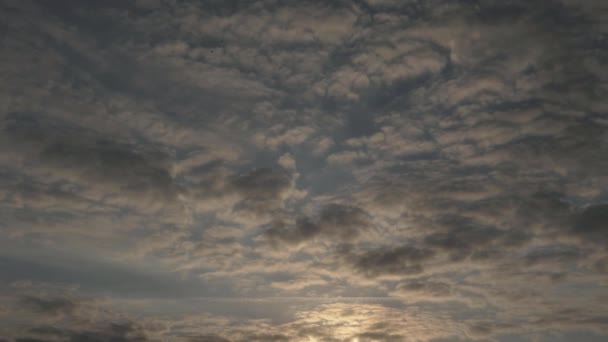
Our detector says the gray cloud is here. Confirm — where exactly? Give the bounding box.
[229,167,293,215]
[0,0,607,341]
[395,280,452,298]
[5,290,154,342]
[343,244,435,277]
[264,217,321,247]
[187,336,231,342]
[523,245,584,266]
[572,204,608,243]
[18,295,78,317]
[264,203,372,246]
[1,114,185,217]
[354,331,404,342]
[17,322,151,342]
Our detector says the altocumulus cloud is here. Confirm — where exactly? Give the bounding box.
[0,0,607,341]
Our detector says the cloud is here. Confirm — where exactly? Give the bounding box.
[18,295,79,317]
[421,215,511,261]
[231,168,292,203]
[394,280,452,298]
[1,114,186,217]
[228,167,298,219]
[254,126,316,150]
[0,0,607,341]
[523,245,584,266]
[239,334,289,342]
[264,217,321,247]
[187,336,231,342]
[18,322,151,342]
[572,204,608,243]
[354,331,404,342]
[264,204,372,247]
[277,153,296,170]
[327,150,367,165]
[186,163,307,225]
[316,204,373,240]
[5,290,153,342]
[343,244,435,278]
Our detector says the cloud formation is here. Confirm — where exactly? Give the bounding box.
[0,0,607,341]
[264,203,372,247]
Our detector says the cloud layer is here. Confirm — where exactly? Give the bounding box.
[0,0,607,341]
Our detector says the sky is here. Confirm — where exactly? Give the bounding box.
[0,0,607,341]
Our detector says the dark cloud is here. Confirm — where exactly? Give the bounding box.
[523,245,584,266]
[230,167,293,215]
[572,204,608,243]
[187,335,231,342]
[317,204,372,240]
[264,217,321,246]
[264,204,371,246]
[239,334,289,342]
[67,322,150,342]
[466,323,497,337]
[231,168,291,200]
[344,244,435,277]
[1,114,184,214]
[422,216,505,261]
[355,331,404,342]
[19,295,78,316]
[11,292,152,342]
[395,280,452,298]
[19,322,151,342]
[594,257,608,273]
[27,326,65,337]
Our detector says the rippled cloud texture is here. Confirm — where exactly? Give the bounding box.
[1,0,607,341]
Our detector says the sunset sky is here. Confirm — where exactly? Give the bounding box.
[0,1,607,341]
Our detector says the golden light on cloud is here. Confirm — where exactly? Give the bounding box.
[286,302,457,341]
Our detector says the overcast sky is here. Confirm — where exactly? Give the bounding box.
[0,0,607,341]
